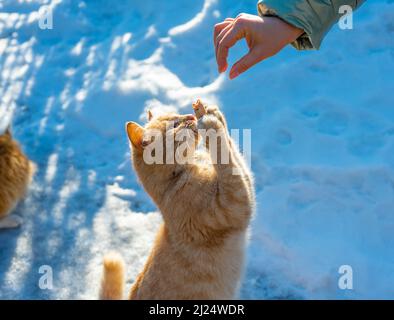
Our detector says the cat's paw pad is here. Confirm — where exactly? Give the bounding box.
[193,99,207,119]
[0,215,22,229]
[194,99,226,130]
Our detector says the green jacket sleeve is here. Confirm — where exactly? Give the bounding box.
[257,0,365,50]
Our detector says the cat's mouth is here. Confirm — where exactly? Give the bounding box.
[182,115,198,133]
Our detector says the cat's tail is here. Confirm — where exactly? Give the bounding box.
[99,252,125,300]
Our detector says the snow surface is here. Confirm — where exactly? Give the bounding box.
[0,0,393,299]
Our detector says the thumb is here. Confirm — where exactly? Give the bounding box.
[229,49,262,79]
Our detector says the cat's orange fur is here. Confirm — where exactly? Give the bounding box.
[100,101,255,299]
[0,128,35,229]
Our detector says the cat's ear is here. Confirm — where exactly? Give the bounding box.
[126,121,145,149]
[147,110,153,121]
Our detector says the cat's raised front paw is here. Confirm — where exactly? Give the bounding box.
[197,114,223,131]
[206,106,227,129]
[193,100,227,129]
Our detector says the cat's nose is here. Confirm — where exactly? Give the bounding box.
[185,114,197,121]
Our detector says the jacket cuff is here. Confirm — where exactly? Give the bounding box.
[257,1,313,49]
[257,0,360,50]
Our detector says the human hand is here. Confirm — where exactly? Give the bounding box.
[214,13,304,79]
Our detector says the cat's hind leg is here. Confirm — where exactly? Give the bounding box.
[0,215,22,229]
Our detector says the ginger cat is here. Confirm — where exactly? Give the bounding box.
[0,127,35,229]
[100,100,255,299]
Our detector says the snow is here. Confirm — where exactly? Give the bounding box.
[0,0,393,299]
